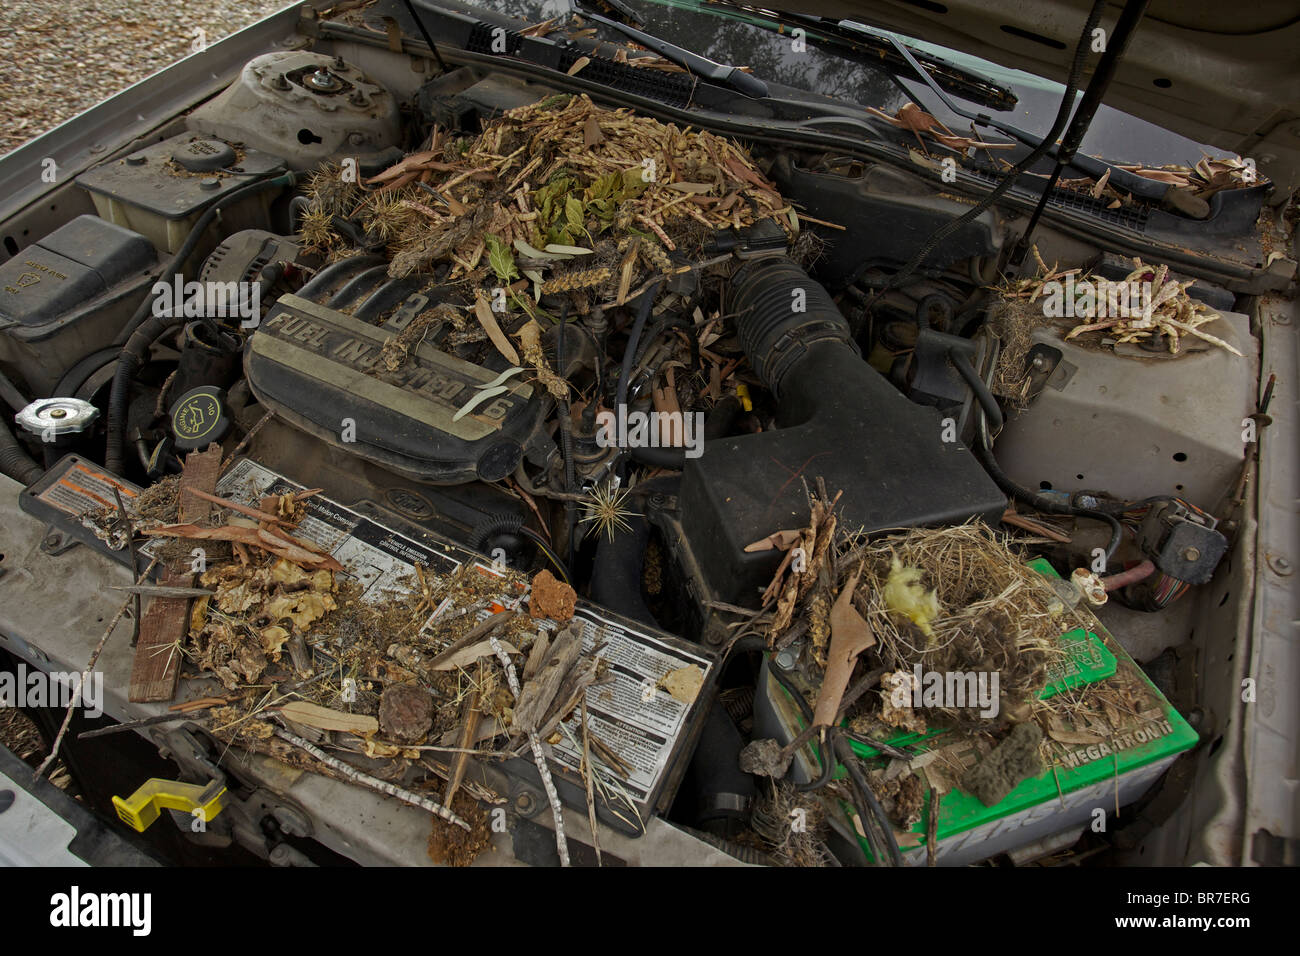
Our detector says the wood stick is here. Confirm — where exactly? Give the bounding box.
[187,488,292,525]
[34,555,160,781]
[581,699,603,867]
[490,634,570,866]
[273,728,470,831]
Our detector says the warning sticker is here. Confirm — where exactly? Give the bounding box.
[547,607,710,804]
[37,459,139,516]
[212,460,711,815]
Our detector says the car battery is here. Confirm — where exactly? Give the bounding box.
[204,458,718,836]
[755,559,1198,865]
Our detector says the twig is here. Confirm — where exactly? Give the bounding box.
[273,728,470,830]
[78,709,212,739]
[222,409,274,471]
[490,633,570,866]
[186,488,292,525]
[581,699,602,866]
[34,555,160,781]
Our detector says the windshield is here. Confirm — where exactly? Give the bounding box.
[424,0,1213,167]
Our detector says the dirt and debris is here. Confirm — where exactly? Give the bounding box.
[81,471,616,865]
[427,793,493,867]
[378,683,435,743]
[748,782,834,867]
[868,768,927,829]
[990,247,1241,401]
[961,721,1045,806]
[528,569,576,623]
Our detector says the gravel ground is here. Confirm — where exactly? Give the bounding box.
[0,0,290,156]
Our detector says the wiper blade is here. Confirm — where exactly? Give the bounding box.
[881,31,1168,202]
[713,5,1017,112]
[577,6,770,98]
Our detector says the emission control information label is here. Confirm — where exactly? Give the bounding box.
[212,458,711,815]
[37,459,139,515]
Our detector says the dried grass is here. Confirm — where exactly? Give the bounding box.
[838,521,1072,731]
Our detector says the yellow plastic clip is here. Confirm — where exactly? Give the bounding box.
[111,778,226,833]
[736,383,753,412]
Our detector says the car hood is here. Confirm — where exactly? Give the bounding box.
[793,0,1300,191]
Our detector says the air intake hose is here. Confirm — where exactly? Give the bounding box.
[728,257,858,401]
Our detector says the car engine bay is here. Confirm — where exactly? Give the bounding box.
[0,2,1293,869]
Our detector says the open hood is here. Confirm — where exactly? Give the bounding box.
[792,0,1300,193]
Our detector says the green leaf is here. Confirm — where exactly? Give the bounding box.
[485,234,519,283]
[565,196,585,234]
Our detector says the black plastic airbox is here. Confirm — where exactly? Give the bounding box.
[679,258,1004,605]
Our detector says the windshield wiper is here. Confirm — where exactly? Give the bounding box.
[878,30,1168,202]
[575,4,770,98]
[704,4,1016,112]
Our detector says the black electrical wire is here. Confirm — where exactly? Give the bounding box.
[834,730,905,867]
[555,302,578,569]
[730,635,899,866]
[861,0,1106,304]
[1009,0,1151,264]
[519,526,571,585]
[399,0,450,74]
[972,404,1123,562]
[759,650,842,794]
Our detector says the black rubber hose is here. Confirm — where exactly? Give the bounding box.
[913,292,955,332]
[105,312,186,474]
[53,347,125,399]
[950,348,1003,432]
[616,282,661,410]
[0,368,28,414]
[112,173,297,347]
[469,511,571,584]
[296,254,388,300]
[865,0,1106,299]
[0,414,42,484]
[621,395,742,471]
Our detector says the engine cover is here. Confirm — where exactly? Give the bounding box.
[245,293,542,483]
